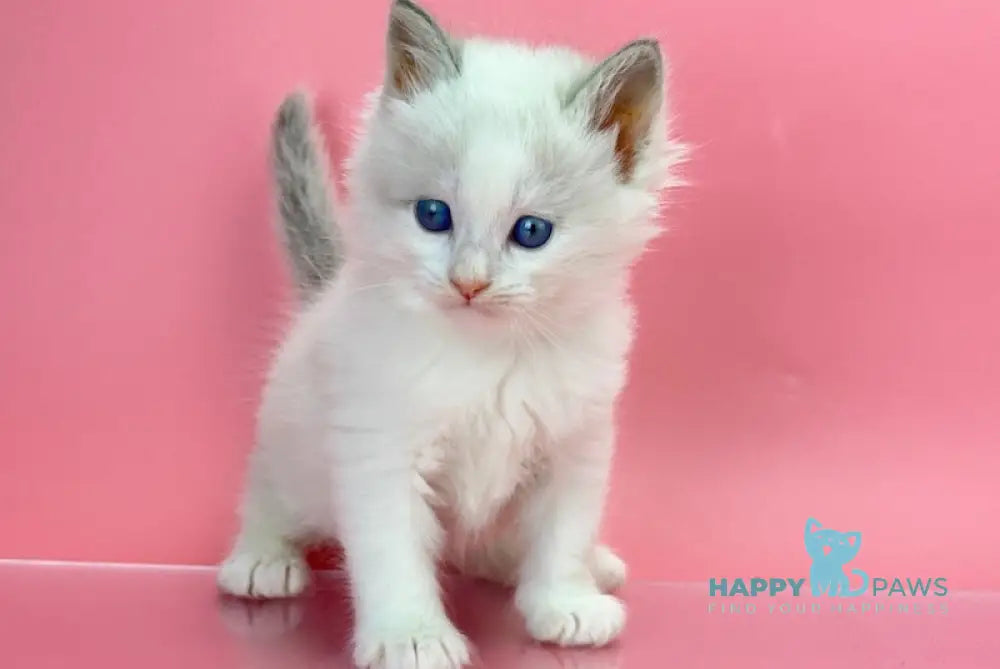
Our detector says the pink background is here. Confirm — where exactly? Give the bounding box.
[1,1,998,589]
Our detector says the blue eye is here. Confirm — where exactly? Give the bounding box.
[510,215,553,249]
[414,199,452,232]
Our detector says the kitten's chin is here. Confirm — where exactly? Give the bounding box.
[430,294,522,331]
[441,299,503,319]
[419,289,524,329]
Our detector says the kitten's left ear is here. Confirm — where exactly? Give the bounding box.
[567,39,664,180]
[384,0,461,100]
[845,532,862,548]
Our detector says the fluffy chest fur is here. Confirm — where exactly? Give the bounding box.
[420,355,556,532]
[313,275,632,534]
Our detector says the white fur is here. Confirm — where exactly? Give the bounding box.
[219,8,684,669]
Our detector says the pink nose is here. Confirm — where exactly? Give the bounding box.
[450,278,491,301]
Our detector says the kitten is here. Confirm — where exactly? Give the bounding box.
[804,518,869,597]
[218,1,685,667]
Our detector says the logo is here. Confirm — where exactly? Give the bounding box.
[706,518,949,616]
[804,517,867,597]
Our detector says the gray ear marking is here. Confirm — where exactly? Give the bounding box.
[385,0,460,100]
[567,38,665,180]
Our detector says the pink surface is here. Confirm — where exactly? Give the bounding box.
[3,562,999,668]
[2,1,1000,587]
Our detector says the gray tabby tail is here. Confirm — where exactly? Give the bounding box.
[271,92,342,299]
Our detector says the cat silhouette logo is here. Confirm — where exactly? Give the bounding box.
[804,518,870,597]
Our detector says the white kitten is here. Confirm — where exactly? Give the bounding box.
[218,1,685,667]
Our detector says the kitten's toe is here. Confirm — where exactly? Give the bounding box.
[353,617,471,668]
[589,545,627,593]
[217,550,310,599]
[517,586,626,647]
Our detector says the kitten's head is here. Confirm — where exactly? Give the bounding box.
[347,0,685,333]
[804,518,862,565]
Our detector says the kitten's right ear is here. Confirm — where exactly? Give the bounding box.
[384,0,460,100]
[805,518,822,533]
[567,39,664,181]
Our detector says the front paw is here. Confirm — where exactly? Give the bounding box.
[353,616,471,669]
[516,586,626,647]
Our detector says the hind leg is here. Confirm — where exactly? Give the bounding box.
[218,481,310,599]
[588,544,627,593]
[458,538,626,593]
[453,534,522,587]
